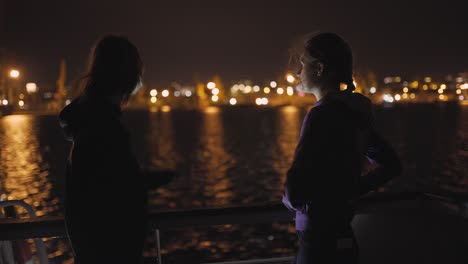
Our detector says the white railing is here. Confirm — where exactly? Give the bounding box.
[0,200,50,264]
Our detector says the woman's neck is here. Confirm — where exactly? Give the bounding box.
[312,80,340,101]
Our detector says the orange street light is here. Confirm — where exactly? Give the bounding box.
[9,69,20,78]
[26,83,38,93]
[286,74,295,83]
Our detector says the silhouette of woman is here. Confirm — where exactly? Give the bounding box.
[59,35,146,263]
[282,32,402,263]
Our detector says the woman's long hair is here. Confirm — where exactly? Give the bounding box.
[303,32,355,91]
[79,35,143,103]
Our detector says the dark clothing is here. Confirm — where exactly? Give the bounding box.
[60,97,147,263]
[295,228,358,264]
[282,91,402,263]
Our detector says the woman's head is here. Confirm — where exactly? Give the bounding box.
[297,32,355,95]
[80,35,143,105]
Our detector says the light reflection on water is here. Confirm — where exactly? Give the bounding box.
[0,105,467,263]
[0,115,67,261]
[0,115,57,215]
[273,106,301,188]
[146,106,303,263]
[197,107,234,206]
[147,110,178,169]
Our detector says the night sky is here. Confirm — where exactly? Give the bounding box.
[2,0,468,88]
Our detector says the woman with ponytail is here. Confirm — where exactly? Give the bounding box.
[282,32,402,263]
[59,35,147,263]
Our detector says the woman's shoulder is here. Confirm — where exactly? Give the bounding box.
[307,101,347,120]
[303,101,356,135]
[60,96,128,141]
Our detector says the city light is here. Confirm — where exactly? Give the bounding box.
[229,98,237,105]
[9,69,19,78]
[383,94,394,103]
[231,85,239,93]
[26,83,38,93]
[1,68,461,109]
[255,98,269,105]
[459,95,465,101]
[161,105,171,112]
[455,77,464,83]
[207,82,216,89]
[65,100,71,105]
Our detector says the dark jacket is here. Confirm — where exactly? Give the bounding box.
[59,97,147,263]
[282,91,402,231]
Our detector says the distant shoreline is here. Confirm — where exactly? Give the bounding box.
[0,101,465,118]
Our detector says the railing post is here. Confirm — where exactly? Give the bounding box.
[155,229,162,264]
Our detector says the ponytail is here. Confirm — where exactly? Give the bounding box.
[344,78,356,92]
[341,47,355,92]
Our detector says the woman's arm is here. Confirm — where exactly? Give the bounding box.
[282,107,348,212]
[358,129,403,195]
[283,109,321,212]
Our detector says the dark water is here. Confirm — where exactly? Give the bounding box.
[0,104,467,263]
